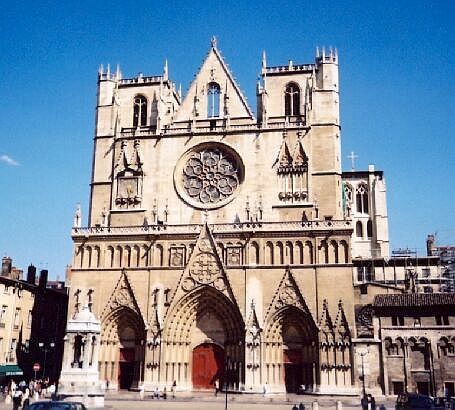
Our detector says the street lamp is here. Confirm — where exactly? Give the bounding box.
[38,342,55,379]
[357,346,369,398]
[224,354,230,410]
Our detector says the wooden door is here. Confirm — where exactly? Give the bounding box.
[192,343,224,389]
[284,349,303,393]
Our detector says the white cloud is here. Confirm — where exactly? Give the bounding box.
[0,155,20,166]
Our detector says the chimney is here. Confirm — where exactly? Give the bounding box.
[39,269,48,288]
[27,265,37,285]
[2,256,12,276]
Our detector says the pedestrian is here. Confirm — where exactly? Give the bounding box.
[105,379,110,391]
[12,388,22,410]
[171,380,176,398]
[370,395,376,410]
[214,379,219,396]
[299,403,305,410]
[292,405,298,410]
[263,381,268,396]
[139,384,145,400]
[361,394,368,410]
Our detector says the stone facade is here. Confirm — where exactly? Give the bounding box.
[373,293,455,398]
[65,41,394,394]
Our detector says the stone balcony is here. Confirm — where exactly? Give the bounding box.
[72,219,352,239]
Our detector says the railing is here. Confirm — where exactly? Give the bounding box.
[265,64,316,74]
[119,120,308,138]
[119,76,163,85]
[72,220,352,237]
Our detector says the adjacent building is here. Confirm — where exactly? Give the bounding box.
[0,257,68,383]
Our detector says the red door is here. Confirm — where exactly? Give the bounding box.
[284,349,303,393]
[119,348,135,390]
[192,343,224,389]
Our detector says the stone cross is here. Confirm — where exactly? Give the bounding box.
[347,151,358,171]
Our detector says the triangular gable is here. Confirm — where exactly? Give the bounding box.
[168,223,238,307]
[292,139,308,167]
[276,136,292,168]
[101,269,146,325]
[334,300,350,338]
[319,299,334,333]
[174,39,254,121]
[264,267,311,321]
[246,300,262,340]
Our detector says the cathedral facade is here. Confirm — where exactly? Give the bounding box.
[65,40,389,394]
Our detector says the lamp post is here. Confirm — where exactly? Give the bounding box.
[224,354,230,410]
[38,342,55,379]
[357,346,369,398]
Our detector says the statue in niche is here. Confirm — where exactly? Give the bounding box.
[170,248,184,267]
[226,247,241,266]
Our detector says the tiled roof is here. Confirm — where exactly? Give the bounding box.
[373,293,455,307]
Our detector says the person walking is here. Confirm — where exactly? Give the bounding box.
[214,379,219,396]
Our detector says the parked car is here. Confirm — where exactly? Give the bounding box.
[395,392,450,409]
[27,401,87,410]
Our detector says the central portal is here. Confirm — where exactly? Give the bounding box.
[192,343,224,389]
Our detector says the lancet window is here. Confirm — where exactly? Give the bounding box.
[133,95,147,127]
[207,82,221,117]
[276,137,309,203]
[284,82,300,116]
[356,183,369,214]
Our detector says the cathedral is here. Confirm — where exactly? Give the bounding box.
[63,39,391,395]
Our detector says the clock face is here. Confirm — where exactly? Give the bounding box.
[174,142,244,209]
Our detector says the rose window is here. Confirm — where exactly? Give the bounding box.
[175,143,243,209]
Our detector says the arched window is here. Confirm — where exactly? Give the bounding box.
[367,220,373,238]
[284,82,300,116]
[207,82,221,117]
[133,95,147,127]
[356,183,369,214]
[356,221,363,238]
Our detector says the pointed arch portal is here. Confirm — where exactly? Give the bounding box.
[100,307,146,390]
[265,306,319,393]
[163,285,245,389]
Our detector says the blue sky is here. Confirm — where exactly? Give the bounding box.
[1,1,454,278]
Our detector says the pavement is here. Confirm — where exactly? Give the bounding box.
[0,391,397,409]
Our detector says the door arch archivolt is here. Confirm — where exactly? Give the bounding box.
[162,286,245,389]
[99,307,146,389]
[264,306,319,392]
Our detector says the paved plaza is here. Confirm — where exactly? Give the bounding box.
[0,391,396,409]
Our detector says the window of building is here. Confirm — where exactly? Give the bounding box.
[392,316,404,326]
[0,305,7,326]
[284,82,300,116]
[445,382,455,397]
[13,308,20,329]
[356,183,369,213]
[207,82,221,117]
[421,267,431,277]
[133,95,147,127]
[356,221,363,238]
[27,310,32,328]
[392,381,404,395]
[367,220,373,238]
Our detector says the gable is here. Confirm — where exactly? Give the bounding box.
[174,41,254,122]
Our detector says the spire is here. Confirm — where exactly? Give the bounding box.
[262,50,267,70]
[98,64,104,76]
[210,35,217,48]
[115,64,121,80]
[178,83,182,99]
[106,64,111,77]
[163,58,168,81]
